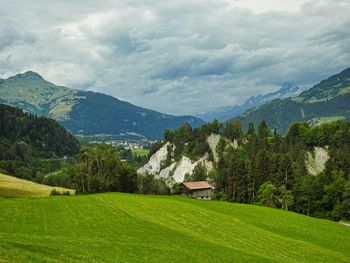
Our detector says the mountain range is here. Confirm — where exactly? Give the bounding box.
[0,71,204,140]
[239,67,350,132]
[197,82,308,121]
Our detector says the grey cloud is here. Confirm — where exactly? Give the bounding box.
[0,0,349,115]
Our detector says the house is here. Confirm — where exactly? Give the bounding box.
[180,181,213,200]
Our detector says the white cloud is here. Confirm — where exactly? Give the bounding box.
[0,0,349,115]
[229,0,308,13]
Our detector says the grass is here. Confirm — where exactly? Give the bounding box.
[0,193,350,262]
[310,116,346,126]
[0,173,75,197]
[132,148,149,157]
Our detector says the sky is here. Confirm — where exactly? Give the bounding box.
[0,0,350,115]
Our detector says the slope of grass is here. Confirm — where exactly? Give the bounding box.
[132,148,149,157]
[0,173,75,197]
[0,193,350,262]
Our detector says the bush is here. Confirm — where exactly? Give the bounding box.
[50,189,70,196]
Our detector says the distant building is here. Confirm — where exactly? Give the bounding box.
[180,181,213,200]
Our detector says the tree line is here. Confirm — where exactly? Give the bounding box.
[44,144,170,195]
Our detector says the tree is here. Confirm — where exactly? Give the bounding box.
[258,120,269,139]
[341,180,350,220]
[164,129,175,142]
[257,182,278,207]
[246,122,255,139]
[224,119,243,141]
[278,185,294,210]
[293,174,326,216]
[186,163,207,182]
[255,150,270,187]
[74,144,136,193]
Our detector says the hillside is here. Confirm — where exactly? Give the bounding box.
[0,104,80,157]
[239,67,350,131]
[0,173,75,197]
[198,83,307,121]
[296,67,350,103]
[0,71,205,140]
[0,193,350,262]
[0,103,80,182]
[141,120,350,221]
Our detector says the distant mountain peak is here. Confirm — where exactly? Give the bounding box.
[14,71,44,80]
[280,82,299,92]
[198,82,307,122]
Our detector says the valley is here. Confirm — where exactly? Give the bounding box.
[1,1,350,262]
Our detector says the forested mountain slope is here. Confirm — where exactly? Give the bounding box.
[238,67,350,131]
[0,104,80,181]
[0,104,79,157]
[0,71,204,140]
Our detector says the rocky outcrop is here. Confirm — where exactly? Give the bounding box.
[306,147,330,175]
[172,156,199,183]
[138,138,216,187]
[207,134,221,162]
[137,142,171,175]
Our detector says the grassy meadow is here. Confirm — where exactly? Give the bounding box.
[0,193,350,262]
[0,173,75,197]
[132,148,149,157]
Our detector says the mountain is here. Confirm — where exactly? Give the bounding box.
[0,71,205,140]
[197,83,307,121]
[239,67,350,132]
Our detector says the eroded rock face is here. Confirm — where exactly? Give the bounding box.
[138,137,216,186]
[207,134,221,162]
[172,156,199,183]
[151,155,213,184]
[137,142,171,175]
[306,147,330,175]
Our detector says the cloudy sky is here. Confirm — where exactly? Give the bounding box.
[0,0,350,115]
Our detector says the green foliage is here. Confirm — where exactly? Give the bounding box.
[0,103,80,182]
[72,144,137,193]
[185,163,207,182]
[257,182,278,207]
[223,119,243,141]
[158,118,350,221]
[50,189,70,196]
[137,174,170,195]
[163,128,175,142]
[0,104,80,157]
[148,141,163,158]
[208,119,350,221]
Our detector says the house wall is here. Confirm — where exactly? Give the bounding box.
[189,189,211,199]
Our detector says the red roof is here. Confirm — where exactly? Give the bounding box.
[181,181,212,190]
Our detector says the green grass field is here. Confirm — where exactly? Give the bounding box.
[132,148,149,157]
[0,173,75,197]
[1,193,350,262]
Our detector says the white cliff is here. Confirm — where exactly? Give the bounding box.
[306,147,330,175]
[137,142,171,175]
[138,137,216,187]
[207,134,221,162]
